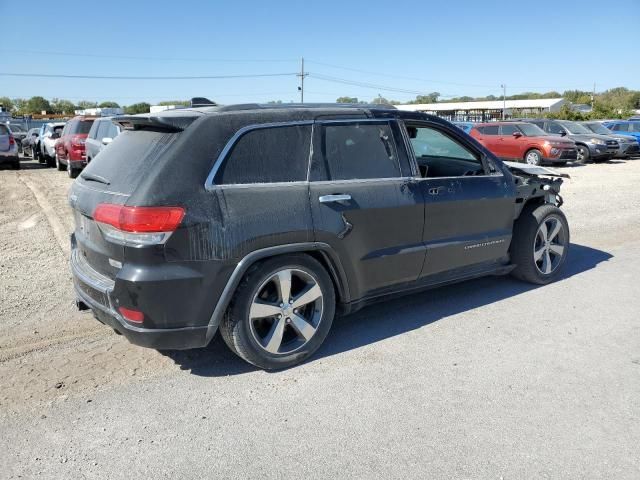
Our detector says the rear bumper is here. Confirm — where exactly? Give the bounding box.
[70,238,212,350]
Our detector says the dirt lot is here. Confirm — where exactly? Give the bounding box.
[1,156,639,479]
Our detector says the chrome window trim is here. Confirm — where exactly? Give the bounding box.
[204,120,314,191]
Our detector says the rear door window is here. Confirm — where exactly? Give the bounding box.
[87,120,99,139]
[480,125,499,135]
[499,125,518,135]
[215,124,312,185]
[75,120,94,134]
[546,122,565,135]
[314,122,400,181]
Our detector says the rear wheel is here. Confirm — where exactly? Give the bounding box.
[55,153,66,171]
[13,158,20,170]
[576,145,590,163]
[510,203,569,285]
[220,254,335,370]
[524,149,543,166]
[68,163,80,178]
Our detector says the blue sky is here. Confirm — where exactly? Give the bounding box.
[1,0,638,106]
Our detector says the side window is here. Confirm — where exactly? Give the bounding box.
[610,124,623,131]
[0,125,8,135]
[406,124,482,178]
[480,125,499,135]
[632,123,640,132]
[318,123,400,181]
[215,124,311,185]
[88,120,100,139]
[546,122,565,135]
[97,121,111,139]
[500,125,518,135]
[109,123,120,138]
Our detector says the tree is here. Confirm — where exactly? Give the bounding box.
[98,101,120,108]
[124,102,151,114]
[51,98,77,114]
[0,97,14,112]
[336,96,359,103]
[410,92,440,104]
[77,100,98,109]
[157,100,189,106]
[25,96,52,114]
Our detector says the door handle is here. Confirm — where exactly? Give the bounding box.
[428,187,444,196]
[319,194,352,204]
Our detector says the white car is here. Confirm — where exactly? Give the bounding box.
[85,117,121,163]
[39,122,65,167]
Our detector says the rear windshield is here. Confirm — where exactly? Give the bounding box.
[74,120,94,134]
[79,129,180,195]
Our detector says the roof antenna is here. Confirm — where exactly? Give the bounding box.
[190,97,217,107]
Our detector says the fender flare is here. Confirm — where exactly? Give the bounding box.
[205,242,349,342]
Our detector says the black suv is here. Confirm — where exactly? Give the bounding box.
[70,104,570,369]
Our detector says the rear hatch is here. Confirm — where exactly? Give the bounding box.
[70,114,199,280]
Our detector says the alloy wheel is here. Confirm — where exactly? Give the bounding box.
[525,151,541,165]
[533,215,567,275]
[249,268,323,355]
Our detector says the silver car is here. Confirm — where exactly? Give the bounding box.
[0,123,20,169]
[580,121,640,158]
[85,117,121,163]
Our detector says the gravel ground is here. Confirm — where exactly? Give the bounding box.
[1,156,639,479]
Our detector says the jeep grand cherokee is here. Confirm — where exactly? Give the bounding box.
[69,104,570,369]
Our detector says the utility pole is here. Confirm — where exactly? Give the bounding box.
[591,82,596,111]
[501,84,506,119]
[297,57,308,103]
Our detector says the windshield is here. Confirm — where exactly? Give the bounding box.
[584,123,611,135]
[560,122,591,134]
[9,124,25,132]
[518,123,547,137]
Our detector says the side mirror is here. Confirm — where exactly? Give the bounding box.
[559,130,567,137]
[32,133,38,137]
[512,131,522,138]
[52,132,60,139]
[101,137,113,145]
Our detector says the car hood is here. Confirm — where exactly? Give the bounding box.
[567,133,613,142]
[503,161,570,178]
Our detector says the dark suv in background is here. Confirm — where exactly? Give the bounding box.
[70,104,570,369]
[517,119,619,163]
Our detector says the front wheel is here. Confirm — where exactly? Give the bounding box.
[576,145,590,164]
[68,163,80,178]
[220,254,336,370]
[510,203,570,285]
[524,149,543,166]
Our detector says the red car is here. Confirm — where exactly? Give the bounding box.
[54,116,97,178]
[469,121,577,166]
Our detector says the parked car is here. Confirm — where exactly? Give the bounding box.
[452,121,473,133]
[8,124,27,153]
[70,104,570,369]
[469,121,577,166]
[54,116,96,178]
[603,120,640,144]
[0,123,20,169]
[516,119,619,163]
[21,128,40,157]
[38,122,66,166]
[580,121,639,158]
[628,116,640,121]
[85,117,121,163]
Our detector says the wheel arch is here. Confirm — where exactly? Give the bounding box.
[205,242,350,343]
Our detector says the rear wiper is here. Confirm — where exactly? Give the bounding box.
[80,172,110,185]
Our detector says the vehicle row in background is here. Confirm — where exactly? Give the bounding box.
[0,124,20,169]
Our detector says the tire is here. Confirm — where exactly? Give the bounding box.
[13,159,20,170]
[576,145,590,164]
[220,254,336,370]
[55,154,66,171]
[524,149,543,166]
[68,164,79,178]
[510,203,570,285]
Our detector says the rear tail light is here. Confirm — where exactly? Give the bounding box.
[118,307,144,324]
[71,135,86,148]
[94,204,185,246]
[9,135,15,145]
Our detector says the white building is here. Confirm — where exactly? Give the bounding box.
[74,107,124,116]
[397,98,566,122]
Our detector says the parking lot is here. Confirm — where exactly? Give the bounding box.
[1,156,640,478]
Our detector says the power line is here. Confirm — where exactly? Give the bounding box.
[308,73,427,95]
[0,49,297,64]
[0,72,297,80]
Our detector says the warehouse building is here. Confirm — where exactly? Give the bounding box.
[397,98,566,122]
